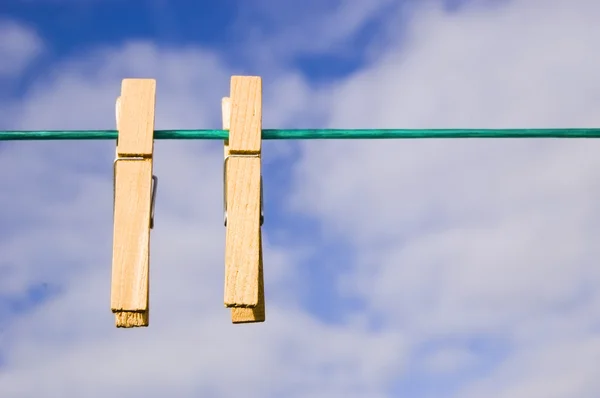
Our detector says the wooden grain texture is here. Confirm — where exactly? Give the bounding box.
[111,160,152,326]
[223,96,265,322]
[224,156,261,307]
[116,79,156,157]
[229,76,262,154]
[115,311,148,328]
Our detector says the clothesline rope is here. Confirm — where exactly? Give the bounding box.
[1,128,600,141]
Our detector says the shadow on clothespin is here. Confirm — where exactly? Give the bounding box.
[111,79,157,328]
[223,76,266,323]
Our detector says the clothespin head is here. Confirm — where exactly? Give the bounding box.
[111,78,157,328]
[222,95,265,323]
[223,76,264,309]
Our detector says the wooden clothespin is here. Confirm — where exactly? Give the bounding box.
[111,78,157,328]
[222,94,265,323]
[223,76,265,321]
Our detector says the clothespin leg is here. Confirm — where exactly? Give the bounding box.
[232,231,265,323]
[111,79,156,328]
[222,96,266,322]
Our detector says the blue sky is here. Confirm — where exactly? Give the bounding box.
[1,0,600,397]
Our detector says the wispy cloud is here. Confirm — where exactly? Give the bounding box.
[292,0,600,395]
[0,20,42,78]
[0,32,404,397]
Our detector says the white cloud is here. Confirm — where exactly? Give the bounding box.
[0,39,405,397]
[420,345,478,374]
[0,20,43,78]
[231,0,399,72]
[288,0,600,395]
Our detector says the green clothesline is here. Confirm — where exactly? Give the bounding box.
[1,128,600,141]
